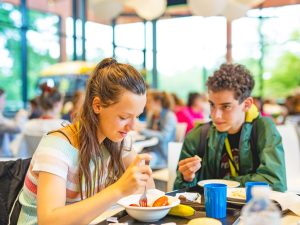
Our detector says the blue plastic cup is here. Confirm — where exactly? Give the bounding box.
[204,183,227,219]
[245,181,269,202]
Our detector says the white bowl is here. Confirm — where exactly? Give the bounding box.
[117,192,180,222]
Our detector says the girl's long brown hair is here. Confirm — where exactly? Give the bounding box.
[77,58,146,199]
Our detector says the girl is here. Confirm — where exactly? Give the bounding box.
[140,90,177,168]
[17,58,154,225]
[12,84,66,157]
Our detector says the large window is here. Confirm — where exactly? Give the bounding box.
[0,2,60,111]
[232,5,300,98]
[0,3,22,111]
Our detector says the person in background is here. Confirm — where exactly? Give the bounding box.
[0,88,27,156]
[174,63,286,192]
[140,90,177,168]
[11,84,67,157]
[62,90,85,122]
[176,92,205,134]
[17,58,154,225]
[171,92,185,113]
[28,97,42,119]
[253,96,270,117]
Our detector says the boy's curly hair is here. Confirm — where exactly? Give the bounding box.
[206,63,255,103]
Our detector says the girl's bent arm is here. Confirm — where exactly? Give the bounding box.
[37,171,123,225]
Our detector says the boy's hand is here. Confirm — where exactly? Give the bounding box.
[178,155,202,182]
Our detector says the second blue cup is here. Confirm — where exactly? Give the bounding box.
[245,181,269,202]
[204,183,227,219]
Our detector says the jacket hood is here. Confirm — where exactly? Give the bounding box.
[245,104,259,123]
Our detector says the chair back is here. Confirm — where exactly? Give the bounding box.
[24,134,42,156]
[276,124,300,193]
[167,142,183,192]
[175,123,187,142]
[0,158,31,225]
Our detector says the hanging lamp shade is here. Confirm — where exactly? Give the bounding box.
[222,0,250,21]
[126,0,167,20]
[92,0,123,21]
[235,0,265,6]
[187,0,227,17]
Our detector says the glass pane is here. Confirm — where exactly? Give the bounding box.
[115,22,145,50]
[27,30,60,100]
[115,47,144,70]
[0,2,21,28]
[28,9,59,35]
[232,17,261,96]
[0,26,22,111]
[157,16,226,100]
[85,21,113,62]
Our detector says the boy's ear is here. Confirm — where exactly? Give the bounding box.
[243,97,253,112]
[92,97,102,114]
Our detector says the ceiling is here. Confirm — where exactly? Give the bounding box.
[3,0,300,24]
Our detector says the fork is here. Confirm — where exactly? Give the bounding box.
[139,160,150,207]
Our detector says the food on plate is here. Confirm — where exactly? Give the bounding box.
[152,196,169,207]
[128,195,169,207]
[231,189,246,199]
[129,204,139,207]
[168,204,195,217]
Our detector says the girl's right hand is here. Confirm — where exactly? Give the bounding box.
[114,153,152,196]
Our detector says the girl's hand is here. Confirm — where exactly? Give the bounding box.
[114,153,152,196]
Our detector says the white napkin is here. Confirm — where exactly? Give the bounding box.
[175,192,201,203]
[270,191,300,216]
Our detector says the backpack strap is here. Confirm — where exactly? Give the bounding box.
[250,118,259,172]
[47,130,72,145]
[197,122,211,158]
[197,119,259,173]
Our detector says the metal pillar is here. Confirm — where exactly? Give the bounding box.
[152,20,158,89]
[20,0,28,108]
[258,15,264,97]
[80,0,86,61]
[143,20,146,69]
[112,18,116,58]
[72,0,77,60]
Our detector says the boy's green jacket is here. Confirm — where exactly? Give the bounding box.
[174,105,287,192]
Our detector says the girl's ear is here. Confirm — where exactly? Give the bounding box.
[243,97,253,112]
[92,97,102,114]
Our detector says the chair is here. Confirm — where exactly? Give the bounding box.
[23,134,42,156]
[152,142,183,192]
[11,134,42,158]
[276,124,300,194]
[175,122,187,142]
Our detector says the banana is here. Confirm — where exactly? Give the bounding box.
[168,204,195,217]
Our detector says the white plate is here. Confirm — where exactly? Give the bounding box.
[197,179,240,188]
[227,187,246,205]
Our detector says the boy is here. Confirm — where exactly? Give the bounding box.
[174,64,286,192]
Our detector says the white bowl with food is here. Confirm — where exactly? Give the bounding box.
[117,190,180,222]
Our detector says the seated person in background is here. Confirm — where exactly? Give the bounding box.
[171,92,185,113]
[176,92,205,134]
[174,63,287,192]
[62,90,85,122]
[140,90,177,168]
[17,58,154,225]
[11,83,67,157]
[0,88,27,156]
[253,96,271,117]
[28,97,42,119]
